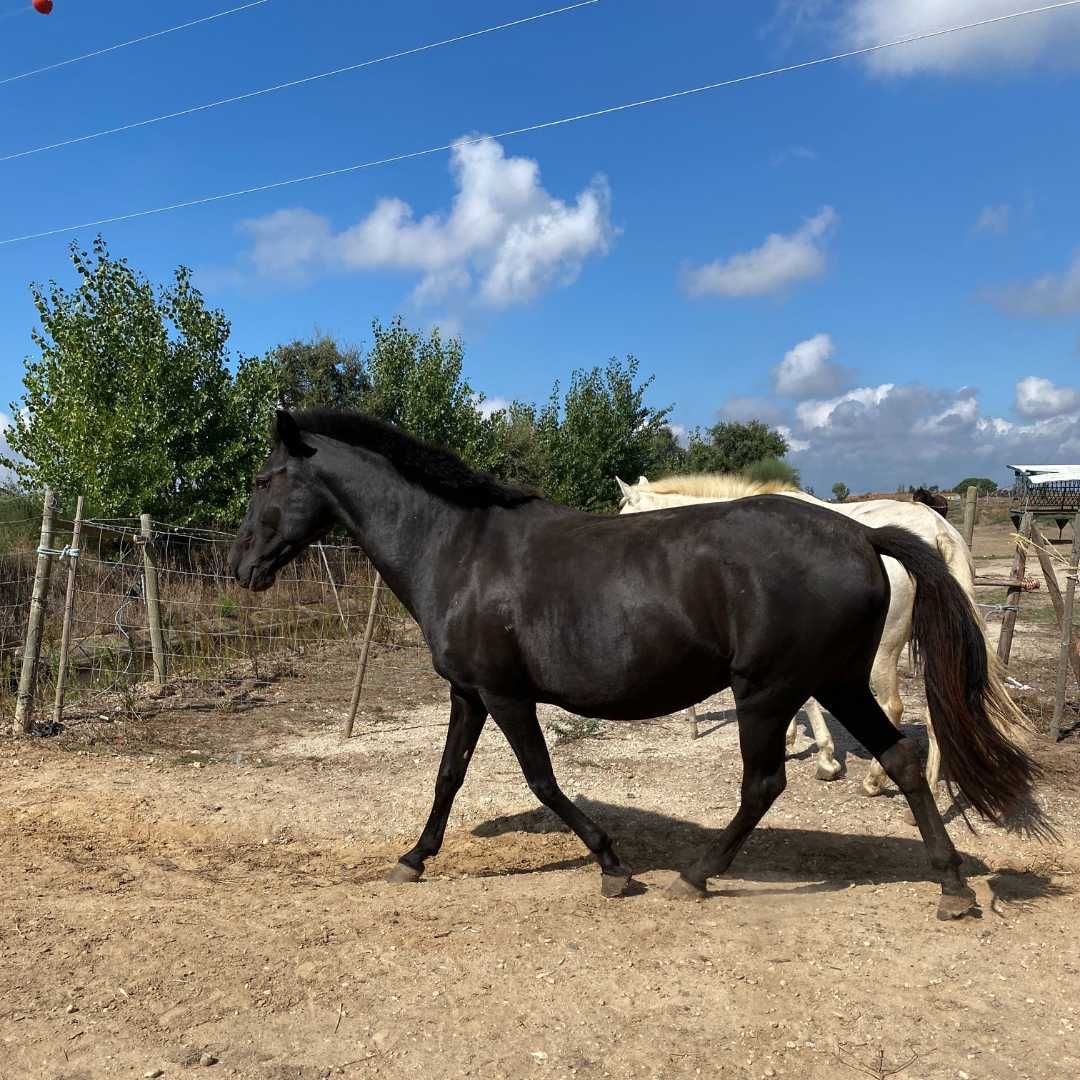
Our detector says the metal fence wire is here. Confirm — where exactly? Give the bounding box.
[0,515,425,727]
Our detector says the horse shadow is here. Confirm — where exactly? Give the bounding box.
[471,797,1064,904]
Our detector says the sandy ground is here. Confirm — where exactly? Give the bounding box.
[1,521,1078,1080]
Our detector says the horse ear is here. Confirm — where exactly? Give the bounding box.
[276,410,316,458]
[637,475,649,487]
[615,477,632,497]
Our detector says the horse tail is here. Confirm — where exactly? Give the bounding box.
[867,525,1050,838]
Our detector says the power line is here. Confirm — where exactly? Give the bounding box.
[0,1,601,165]
[0,0,274,89]
[2,0,1078,248]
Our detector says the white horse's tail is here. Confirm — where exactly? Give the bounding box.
[934,530,976,602]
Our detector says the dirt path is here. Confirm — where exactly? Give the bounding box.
[2,643,1078,1080]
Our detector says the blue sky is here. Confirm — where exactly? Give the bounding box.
[1,0,1078,493]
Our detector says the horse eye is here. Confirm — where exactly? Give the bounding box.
[254,475,270,490]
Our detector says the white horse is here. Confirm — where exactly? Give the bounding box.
[617,474,977,798]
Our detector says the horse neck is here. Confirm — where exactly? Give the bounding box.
[314,441,473,621]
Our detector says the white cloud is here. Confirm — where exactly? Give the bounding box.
[682,207,838,299]
[771,145,818,166]
[476,396,512,420]
[774,1,1080,75]
[844,1,1080,75]
[781,379,1080,493]
[987,251,1080,317]
[772,333,851,398]
[1015,376,1080,419]
[777,424,811,452]
[975,204,1010,234]
[237,137,614,309]
[0,412,21,486]
[795,383,895,430]
[718,396,787,424]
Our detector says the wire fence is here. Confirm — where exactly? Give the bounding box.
[0,512,426,730]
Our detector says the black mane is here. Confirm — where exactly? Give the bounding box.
[291,409,538,508]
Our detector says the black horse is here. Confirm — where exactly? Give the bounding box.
[913,488,950,519]
[230,410,1045,920]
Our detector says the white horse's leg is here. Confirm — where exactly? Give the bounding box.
[862,563,912,798]
[688,703,699,740]
[785,716,798,751]
[805,698,843,781]
[924,706,941,791]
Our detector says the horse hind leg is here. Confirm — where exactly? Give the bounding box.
[804,698,843,781]
[819,685,978,921]
[861,658,905,798]
[668,682,801,900]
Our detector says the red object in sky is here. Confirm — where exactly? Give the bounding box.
[33,0,54,15]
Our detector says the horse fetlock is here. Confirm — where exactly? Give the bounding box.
[387,860,424,884]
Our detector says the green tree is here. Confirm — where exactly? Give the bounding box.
[680,420,791,475]
[4,238,277,524]
[360,318,491,467]
[536,357,672,511]
[831,481,851,503]
[479,401,549,492]
[954,476,998,496]
[741,456,801,488]
[269,333,367,411]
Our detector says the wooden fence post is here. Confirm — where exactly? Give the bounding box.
[1030,526,1080,690]
[51,496,85,728]
[962,485,978,550]
[14,488,57,735]
[1051,514,1079,741]
[343,571,382,739]
[139,514,167,687]
[317,542,349,632]
[996,512,1032,668]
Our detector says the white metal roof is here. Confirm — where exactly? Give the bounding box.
[1009,464,1080,484]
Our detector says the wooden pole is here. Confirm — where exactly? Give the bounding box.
[317,542,349,632]
[962,485,978,550]
[996,512,1032,668]
[343,571,382,740]
[14,488,57,735]
[139,514,167,687]
[1030,526,1080,690]
[51,496,85,728]
[1051,514,1079,741]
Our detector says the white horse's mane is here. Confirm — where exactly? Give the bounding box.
[644,473,799,498]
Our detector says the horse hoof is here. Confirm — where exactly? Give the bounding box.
[600,867,634,898]
[903,808,918,828]
[387,862,423,884]
[815,762,844,782]
[936,889,980,921]
[665,875,707,902]
[862,784,883,798]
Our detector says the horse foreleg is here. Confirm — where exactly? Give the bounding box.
[688,703,699,741]
[390,686,487,883]
[804,699,843,781]
[484,694,633,897]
